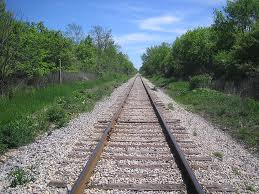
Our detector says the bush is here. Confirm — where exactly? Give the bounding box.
[212,51,233,77]
[162,79,259,149]
[189,74,212,90]
[213,152,224,161]
[0,132,7,154]
[1,118,36,149]
[9,167,32,188]
[46,106,68,127]
[0,74,130,154]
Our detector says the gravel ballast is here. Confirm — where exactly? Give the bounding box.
[144,78,259,194]
[0,78,132,194]
[0,77,258,194]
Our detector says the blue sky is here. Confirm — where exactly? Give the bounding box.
[6,0,226,69]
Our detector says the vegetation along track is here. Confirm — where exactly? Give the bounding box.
[68,75,234,194]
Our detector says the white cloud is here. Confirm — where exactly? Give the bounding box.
[167,28,187,34]
[114,31,179,47]
[138,15,181,32]
[114,33,160,45]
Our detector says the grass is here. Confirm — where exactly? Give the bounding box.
[8,167,33,188]
[212,151,224,161]
[168,103,174,110]
[246,185,257,192]
[0,73,130,154]
[149,75,259,150]
[232,167,241,176]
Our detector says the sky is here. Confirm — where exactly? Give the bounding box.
[6,0,226,70]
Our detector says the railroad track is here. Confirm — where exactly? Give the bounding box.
[67,75,234,194]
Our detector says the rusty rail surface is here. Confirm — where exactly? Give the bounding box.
[69,75,205,194]
[140,77,205,194]
[69,76,137,194]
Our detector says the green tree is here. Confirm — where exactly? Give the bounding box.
[140,0,259,83]
[212,10,236,51]
[0,1,135,94]
[88,25,136,75]
[225,0,259,33]
[0,0,19,93]
[212,0,259,80]
[170,27,214,77]
[140,43,170,76]
[76,35,97,72]
[16,22,76,79]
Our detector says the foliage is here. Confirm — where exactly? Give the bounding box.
[141,43,171,76]
[142,2,259,151]
[88,25,136,75]
[0,1,136,154]
[170,28,214,77]
[76,35,97,72]
[9,167,32,188]
[246,185,257,192]
[148,74,176,88]
[1,117,36,148]
[140,28,214,78]
[212,152,224,161]
[224,0,259,33]
[212,50,233,77]
[0,2,136,94]
[16,22,76,78]
[189,74,212,89]
[65,23,84,44]
[0,74,129,154]
[0,0,19,91]
[46,106,68,127]
[140,0,259,82]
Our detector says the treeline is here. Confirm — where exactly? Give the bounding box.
[140,0,259,83]
[0,0,136,93]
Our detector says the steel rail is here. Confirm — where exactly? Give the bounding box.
[140,76,205,194]
[69,76,137,194]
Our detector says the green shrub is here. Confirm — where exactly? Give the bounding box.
[46,106,68,127]
[212,151,224,161]
[189,74,212,90]
[9,167,32,188]
[0,132,7,154]
[168,81,189,96]
[246,185,256,192]
[0,74,130,154]
[212,51,233,77]
[150,75,176,88]
[1,118,36,149]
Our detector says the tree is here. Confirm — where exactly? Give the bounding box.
[170,27,214,77]
[76,35,97,72]
[90,25,113,51]
[212,10,236,51]
[140,43,170,76]
[89,26,118,73]
[225,0,259,33]
[212,0,259,80]
[15,22,76,79]
[65,23,84,44]
[0,0,19,93]
[140,0,259,83]
[0,2,136,94]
